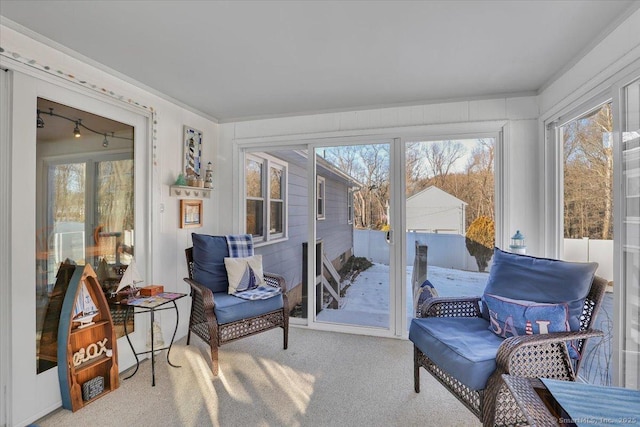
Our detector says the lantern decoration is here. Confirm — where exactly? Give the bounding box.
[509,230,526,254]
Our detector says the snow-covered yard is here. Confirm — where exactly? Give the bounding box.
[316,263,489,328]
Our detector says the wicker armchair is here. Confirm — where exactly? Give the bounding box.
[184,247,289,375]
[412,274,607,426]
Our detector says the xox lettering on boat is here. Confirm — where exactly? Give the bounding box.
[72,338,109,367]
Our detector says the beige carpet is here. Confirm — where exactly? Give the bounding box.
[35,327,481,427]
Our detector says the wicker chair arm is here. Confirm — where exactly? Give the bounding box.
[496,329,604,378]
[183,277,215,310]
[264,272,288,293]
[420,296,482,318]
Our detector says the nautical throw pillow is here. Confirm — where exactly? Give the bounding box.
[224,255,265,294]
[484,293,579,358]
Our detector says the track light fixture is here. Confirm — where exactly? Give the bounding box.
[36,110,45,128]
[73,120,82,138]
[36,108,133,147]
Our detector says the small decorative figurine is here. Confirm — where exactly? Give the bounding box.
[509,230,526,254]
[175,173,187,186]
[205,162,213,188]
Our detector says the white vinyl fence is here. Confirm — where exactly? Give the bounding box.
[354,230,483,271]
[563,238,613,281]
[354,231,614,280]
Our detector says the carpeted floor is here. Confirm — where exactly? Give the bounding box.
[35,327,481,427]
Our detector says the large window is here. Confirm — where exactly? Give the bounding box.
[562,102,613,242]
[245,153,287,242]
[551,101,615,386]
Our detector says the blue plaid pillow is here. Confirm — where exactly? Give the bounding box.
[484,293,579,358]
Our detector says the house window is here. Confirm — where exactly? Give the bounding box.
[269,164,284,236]
[245,153,287,242]
[347,188,354,224]
[317,176,326,220]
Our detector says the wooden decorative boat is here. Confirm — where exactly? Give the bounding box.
[58,264,119,411]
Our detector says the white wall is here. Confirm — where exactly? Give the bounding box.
[1,24,219,427]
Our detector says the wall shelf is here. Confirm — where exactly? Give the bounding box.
[169,185,212,199]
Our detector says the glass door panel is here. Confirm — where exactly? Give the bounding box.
[37,162,86,373]
[313,143,392,329]
[620,77,640,388]
[559,102,615,385]
[94,158,135,267]
[35,98,134,374]
[405,138,496,327]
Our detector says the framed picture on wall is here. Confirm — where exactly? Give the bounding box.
[180,199,203,228]
[183,126,203,177]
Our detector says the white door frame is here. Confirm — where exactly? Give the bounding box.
[1,67,14,427]
[307,137,401,338]
[4,68,151,427]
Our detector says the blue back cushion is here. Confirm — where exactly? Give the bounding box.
[482,247,598,331]
[191,233,230,293]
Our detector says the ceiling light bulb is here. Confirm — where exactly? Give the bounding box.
[73,121,81,138]
[102,135,109,148]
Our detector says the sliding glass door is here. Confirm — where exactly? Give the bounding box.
[404,137,497,327]
[312,142,395,331]
[617,76,640,388]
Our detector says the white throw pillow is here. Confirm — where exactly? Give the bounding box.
[224,255,264,294]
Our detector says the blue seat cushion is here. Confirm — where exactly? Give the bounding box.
[409,317,503,391]
[482,247,598,331]
[213,292,284,324]
[192,233,230,294]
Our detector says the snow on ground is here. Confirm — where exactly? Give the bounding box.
[316,263,489,328]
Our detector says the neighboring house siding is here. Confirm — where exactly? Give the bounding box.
[317,176,353,266]
[256,160,306,293]
[254,153,355,308]
[406,186,467,235]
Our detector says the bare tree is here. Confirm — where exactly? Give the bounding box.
[422,140,466,188]
[406,142,430,196]
[323,144,390,229]
[563,103,613,239]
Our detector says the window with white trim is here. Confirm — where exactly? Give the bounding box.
[317,176,325,220]
[347,188,354,224]
[245,153,287,242]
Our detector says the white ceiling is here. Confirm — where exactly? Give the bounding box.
[1,1,638,122]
